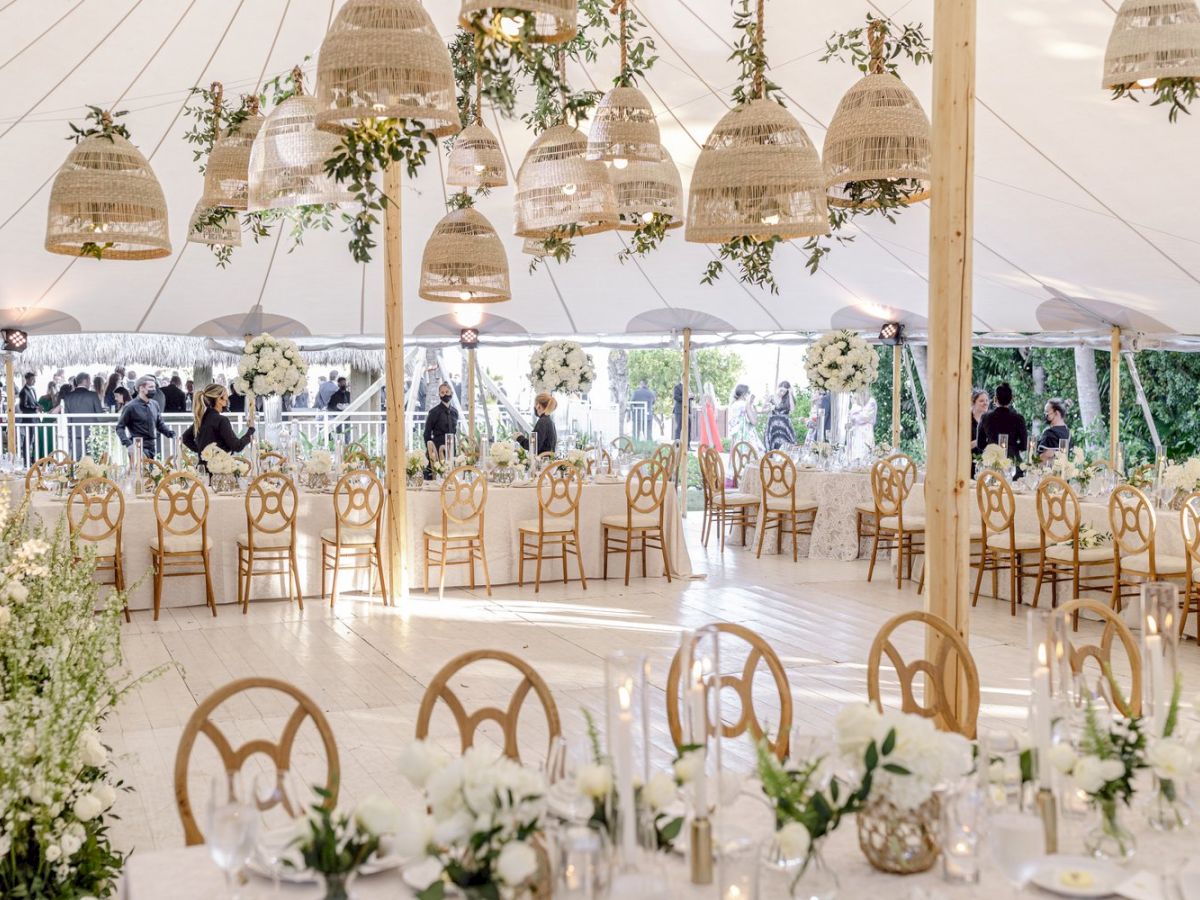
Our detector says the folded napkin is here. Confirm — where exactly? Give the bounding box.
[1118,870,1168,900]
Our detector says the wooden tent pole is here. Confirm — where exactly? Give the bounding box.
[925,0,977,722]
[5,355,15,458]
[891,344,902,448]
[467,347,477,442]
[384,163,407,602]
[678,328,692,517]
[1109,326,1120,469]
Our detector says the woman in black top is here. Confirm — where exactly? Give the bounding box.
[516,392,558,456]
[766,381,797,450]
[181,383,255,456]
[1037,397,1071,462]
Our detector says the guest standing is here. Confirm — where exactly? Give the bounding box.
[423,381,458,459]
[765,381,797,450]
[227,383,246,413]
[630,379,656,442]
[516,392,557,456]
[847,389,878,459]
[969,388,989,475]
[116,376,174,458]
[672,381,693,442]
[975,382,1028,465]
[103,372,121,410]
[61,372,104,459]
[727,384,761,451]
[316,370,339,410]
[161,375,188,413]
[697,383,723,453]
[181,384,255,456]
[1037,398,1072,462]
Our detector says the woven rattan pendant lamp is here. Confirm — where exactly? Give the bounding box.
[586,2,661,167]
[203,96,264,211]
[419,202,511,303]
[447,68,507,188]
[459,0,577,45]
[186,201,241,248]
[1103,0,1200,90]
[248,68,352,212]
[45,112,171,260]
[314,0,458,137]
[612,153,683,231]
[823,21,931,208]
[685,1,827,243]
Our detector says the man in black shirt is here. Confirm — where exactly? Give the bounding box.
[631,380,655,441]
[62,372,104,459]
[423,382,458,461]
[116,376,175,458]
[161,375,188,413]
[672,381,694,442]
[17,372,38,464]
[329,377,352,440]
[975,382,1028,464]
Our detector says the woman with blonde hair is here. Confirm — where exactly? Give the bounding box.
[181,383,255,456]
[516,392,558,455]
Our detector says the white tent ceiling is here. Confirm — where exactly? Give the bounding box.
[0,0,1197,344]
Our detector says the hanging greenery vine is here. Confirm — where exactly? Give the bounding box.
[67,107,130,259]
[802,14,933,274]
[1111,77,1198,123]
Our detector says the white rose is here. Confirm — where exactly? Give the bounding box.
[92,782,117,810]
[60,831,83,857]
[1148,739,1191,781]
[354,795,400,836]
[45,844,62,862]
[776,821,810,859]
[6,581,27,604]
[0,606,9,628]
[390,808,434,859]
[1071,755,1112,794]
[1047,743,1077,775]
[398,741,446,790]
[835,703,882,758]
[79,732,107,768]
[496,840,538,885]
[432,810,473,845]
[576,763,613,800]
[643,771,676,811]
[73,794,103,821]
[673,749,704,784]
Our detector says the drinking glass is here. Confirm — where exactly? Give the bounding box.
[941,780,986,884]
[545,735,596,824]
[252,771,307,889]
[989,810,1045,896]
[554,822,611,899]
[207,773,259,899]
[978,727,1023,809]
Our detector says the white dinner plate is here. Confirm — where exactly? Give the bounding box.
[246,848,404,884]
[1030,855,1123,898]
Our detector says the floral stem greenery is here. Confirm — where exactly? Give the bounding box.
[1111,77,1198,123]
[528,224,582,274]
[181,83,252,174]
[618,213,673,263]
[820,12,932,75]
[703,236,783,293]
[729,0,781,105]
[67,106,130,144]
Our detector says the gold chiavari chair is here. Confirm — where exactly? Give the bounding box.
[603,458,672,585]
[754,450,818,561]
[1054,599,1142,717]
[1033,476,1113,613]
[151,471,216,620]
[237,472,302,613]
[67,476,128,622]
[1181,493,1200,641]
[415,650,561,764]
[584,449,614,477]
[611,436,634,458]
[700,447,757,551]
[729,441,758,490]
[650,442,674,474]
[321,468,389,606]
[867,455,924,589]
[425,465,491,598]
[867,610,980,739]
[25,452,71,492]
[173,677,339,846]
[518,461,587,592]
[666,623,793,760]
[258,450,287,472]
[1108,483,1187,613]
[973,469,1042,615]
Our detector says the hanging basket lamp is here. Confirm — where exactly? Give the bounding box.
[612,152,683,230]
[248,68,352,212]
[45,119,171,260]
[314,0,458,136]
[514,123,617,238]
[203,97,265,211]
[587,86,662,167]
[419,205,511,303]
[1102,0,1200,90]
[186,200,241,248]
[447,67,507,188]
[522,237,548,257]
[459,0,578,45]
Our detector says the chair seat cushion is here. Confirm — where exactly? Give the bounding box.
[1122,551,1188,576]
[879,514,925,532]
[518,518,576,534]
[151,533,210,554]
[602,513,660,530]
[1045,544,1113,564]
[237,531,293,550]
[78,536,117,557]
[321,526,376,545]
[856,503,876,516]
[763,497,817,513]
[985,531,1042,552]
[716,492,757,508]
[423,523,481,539]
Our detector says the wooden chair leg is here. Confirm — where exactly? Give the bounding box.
[1032,553,1047,609]
[573,531,588,589]
[242,550,253,614]
[754,509,768,558]
[971,548,987,607]
[330,547,342,607]
[438,540,448,601]
[320,545,328,600]
[602,526,609,580]
[534,534,545,593]
[203,551,217,617]
[624,530,633,586]
[153,552,163,621]
[424,535,431,594]
[867,530,881,582]
[290,549,304,610]
[375,547,389,606]
[659,528,671,582]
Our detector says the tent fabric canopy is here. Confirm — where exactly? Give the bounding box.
[0,1,1196,343]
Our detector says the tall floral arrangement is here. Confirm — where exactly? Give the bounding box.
[233,332,308,398]
[803,330,879,394]
[0,491,159,896]
[528,341,596,396]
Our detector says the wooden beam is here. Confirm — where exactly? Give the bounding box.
[466,347,476,443]
[891,344,902,449]
[5,356,15,458]
[678,328,692,517]
[1109,326,1120,469]
[384,163,407,602]
[925,0,977,722]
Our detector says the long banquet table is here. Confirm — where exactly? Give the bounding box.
[736,467,874,560]
[28,477,692,611]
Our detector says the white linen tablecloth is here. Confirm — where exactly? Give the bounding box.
[737,468,874,560]
[29,479,692,611]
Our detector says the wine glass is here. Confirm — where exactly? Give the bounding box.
[555,822,611,899]
[989,810,1045,896]
[252,771,308,890]
[977,727,1023,809]
[206,773,259,899]
[545,735,596,824]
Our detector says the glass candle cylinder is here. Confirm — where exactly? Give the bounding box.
[1027,610,1055,790]
[1141,583,1180,738]
[940,781,984,884]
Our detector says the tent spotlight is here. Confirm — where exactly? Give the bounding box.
[2,329,28,353]
[459,327,480,350]
[878,322,904,345]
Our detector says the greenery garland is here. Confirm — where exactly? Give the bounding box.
[1111,77,1198,123]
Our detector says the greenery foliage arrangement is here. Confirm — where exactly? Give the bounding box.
[1111,77,1198,123]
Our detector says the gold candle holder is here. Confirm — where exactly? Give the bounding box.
[1036,787,1058,855]
[690,816,713,884]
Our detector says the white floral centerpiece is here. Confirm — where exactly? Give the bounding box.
[803,330,880,394]
[1163,458,1200,499]
[528,340,595,396]
[488,441,526,484]
[233,332,308,399]
[201,444,250,477]
[565,448,588,472]
[397,741,548,899]
[302,449,334,490]
[980,443,1008,471]
[1046,447,1105,490]
[1058,523,1111,550]
[0,489,161,896]
[72,456,106,486]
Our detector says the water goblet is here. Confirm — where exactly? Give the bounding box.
[206,774,259,899]
[989,809,1045,897]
